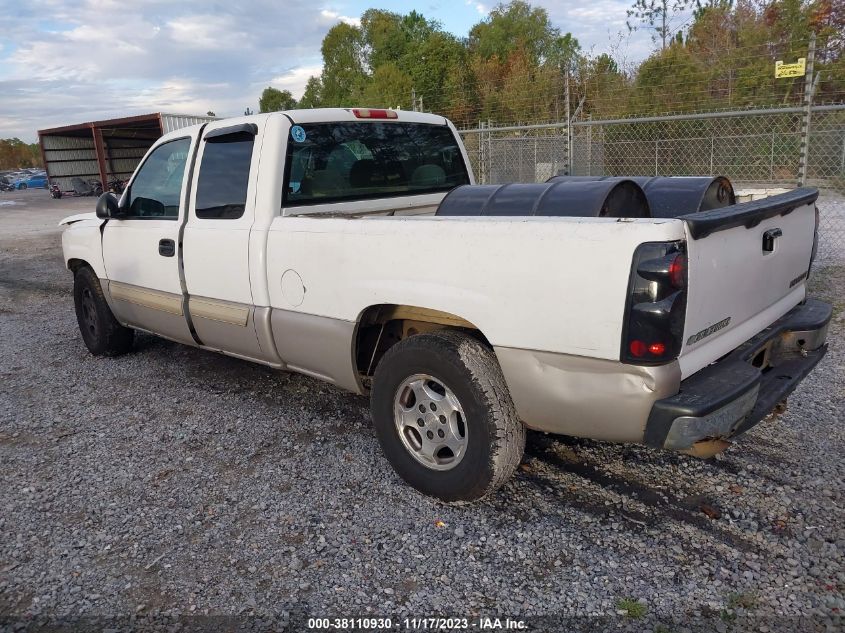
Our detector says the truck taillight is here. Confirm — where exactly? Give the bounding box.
[668,253,686,288]
[352,108,398,119]
[621,241,687,365]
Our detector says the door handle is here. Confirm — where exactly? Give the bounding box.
[158,239,175,257]
[762,228,782,253]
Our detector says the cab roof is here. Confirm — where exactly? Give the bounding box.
[158,108,451,144]
[282,108,448,126]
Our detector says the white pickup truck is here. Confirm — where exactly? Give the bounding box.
[60,108,830,501]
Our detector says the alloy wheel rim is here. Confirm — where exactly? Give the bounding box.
[393,373,468,471]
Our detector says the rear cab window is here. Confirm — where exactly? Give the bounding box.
[196,131,255,219]
[283,121,469,207]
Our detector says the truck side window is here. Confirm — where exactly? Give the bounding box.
[127,138,190,219]
[195,131,255,220]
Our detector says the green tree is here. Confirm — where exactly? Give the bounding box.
[627,0,695,49]
[320,23,367,106]
[464,1,581,123]
[406,31,466,114]
[258,87,297,112]
[360,9,406,70]
[298,76,323,108]
[361,63,413,108]
[469,1,567,65]
[629,42,709,113]
[0,138,41,170]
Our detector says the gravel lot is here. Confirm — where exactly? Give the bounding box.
[1,188,843,632]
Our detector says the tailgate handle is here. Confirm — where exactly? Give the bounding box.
[762,228,783,253]
[158,239,175,257]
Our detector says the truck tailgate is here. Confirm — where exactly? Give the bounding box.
[679,188,818,378]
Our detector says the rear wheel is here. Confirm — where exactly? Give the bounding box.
[73,266,134,356]
[371,330,525,502]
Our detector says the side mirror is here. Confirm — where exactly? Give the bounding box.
[95,192,121,219]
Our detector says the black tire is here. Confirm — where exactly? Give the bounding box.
[73,266,134,356]
[371,329,525,502]
[20,183,27,190]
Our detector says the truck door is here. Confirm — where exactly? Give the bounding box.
[182,120,267,361]
[101,135,196,345]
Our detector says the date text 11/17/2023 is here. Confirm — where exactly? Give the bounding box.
[306,617,528,630]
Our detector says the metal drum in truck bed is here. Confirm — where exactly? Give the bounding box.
[547,175,735,217]
[435,180,650,218]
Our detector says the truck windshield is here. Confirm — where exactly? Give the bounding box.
[283,121,470,206]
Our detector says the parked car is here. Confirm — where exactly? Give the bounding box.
[15,174,48,189]
[59,108,830,502]
[0,176,15,192]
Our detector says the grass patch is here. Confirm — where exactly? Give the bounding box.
[617,597,648,619]
[727,590,758,610]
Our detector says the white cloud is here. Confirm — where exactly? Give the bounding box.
[0,0,669,141]
[267,65,323,99]
[465,0,488,16]
[319,9,361,27]
[165,15,247,50]
[0,0,340,139]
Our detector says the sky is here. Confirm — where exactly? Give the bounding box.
[0,0,682,142]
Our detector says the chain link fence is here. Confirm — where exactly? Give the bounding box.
[459,104,845,264]
[461,122,570,185]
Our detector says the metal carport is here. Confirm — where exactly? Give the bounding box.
[38,113,216,192]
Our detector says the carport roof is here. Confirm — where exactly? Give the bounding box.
[38,113,163,139]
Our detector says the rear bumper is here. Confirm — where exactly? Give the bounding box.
[644,298,831,450]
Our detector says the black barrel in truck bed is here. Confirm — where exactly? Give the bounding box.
[546,175,735,217]
[435,180,650,218]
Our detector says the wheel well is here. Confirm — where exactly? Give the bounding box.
[354,304,489,386]
[67,258,90,273]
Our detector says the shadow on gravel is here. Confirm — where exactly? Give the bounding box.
[0,273,68,298]
[521,433,761,554]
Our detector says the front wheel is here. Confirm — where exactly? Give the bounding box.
[371,330,525,502]
[73,266,134,356]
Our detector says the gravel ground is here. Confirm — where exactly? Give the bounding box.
[816,191,845,265]
[1,188,843,632]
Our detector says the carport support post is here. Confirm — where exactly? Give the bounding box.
[92,124,108,190]
[38,136,49,183]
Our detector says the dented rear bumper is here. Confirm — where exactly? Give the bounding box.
[644,298,831,451]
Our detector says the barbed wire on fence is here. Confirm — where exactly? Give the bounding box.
[410,34,844,131]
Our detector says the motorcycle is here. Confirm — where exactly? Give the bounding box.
[108,178,126,194]
[50,178,103,199]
